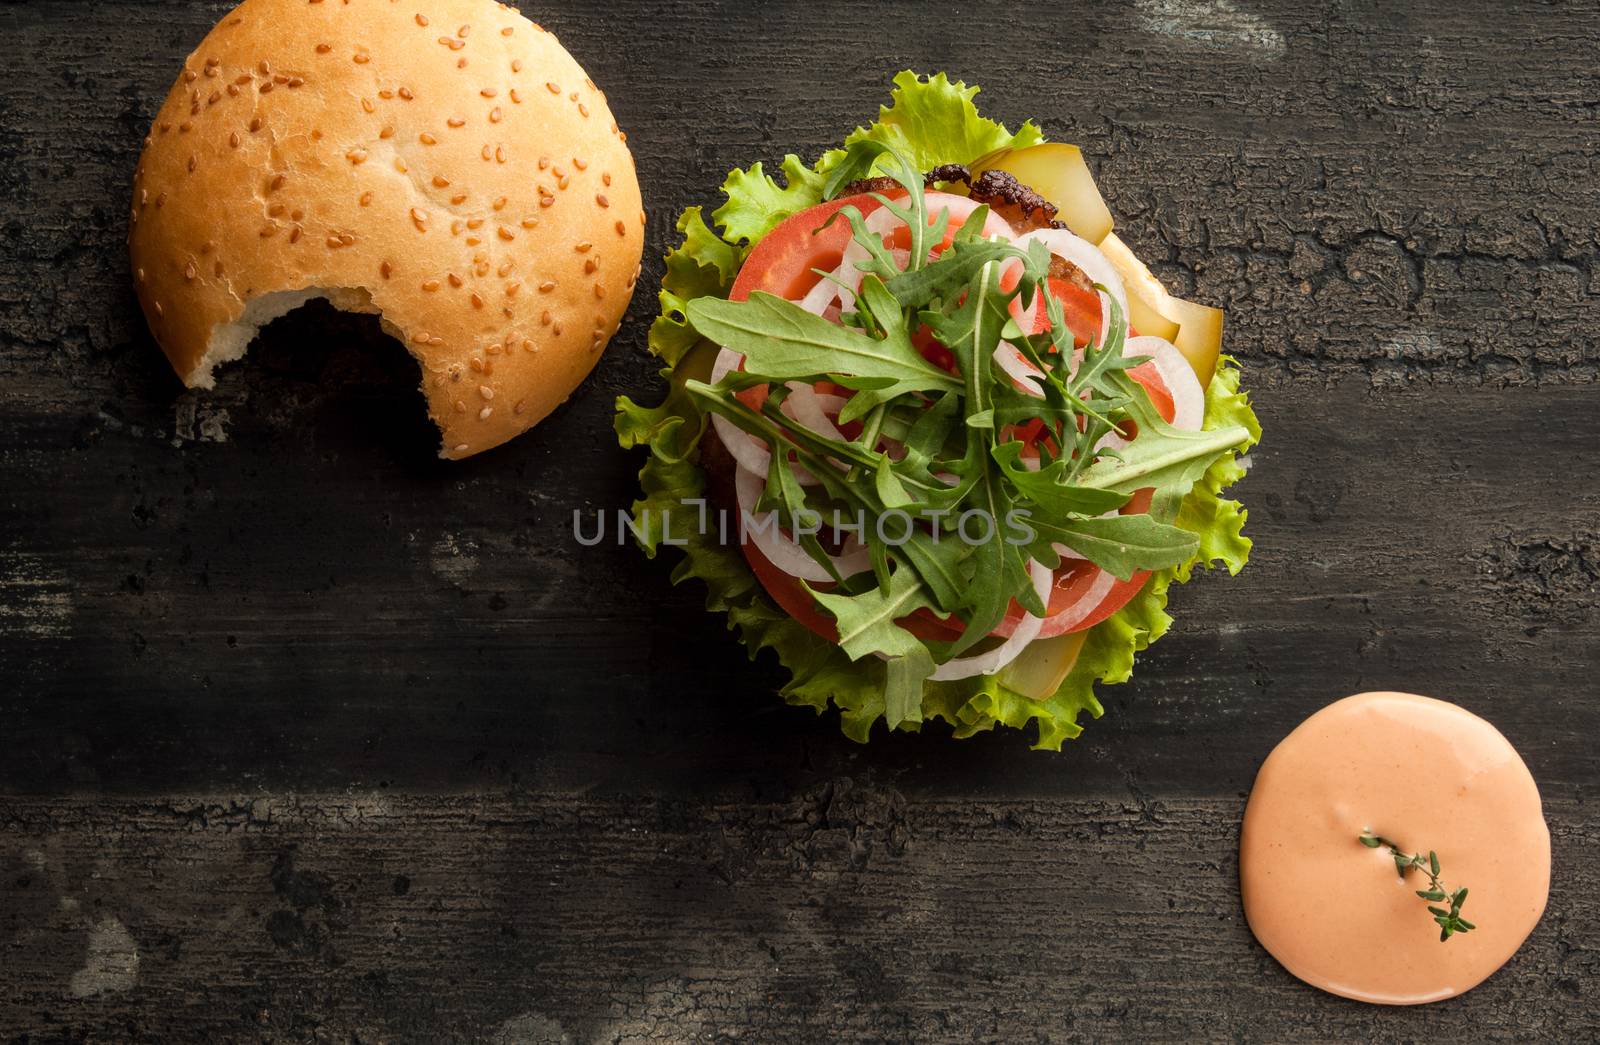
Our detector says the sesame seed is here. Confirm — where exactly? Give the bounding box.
[594,284,606,299]
[454,400,466,413]
[540,311,550,325]
[639,210,646,225]
[360,191,374,206]
[614,220,626,236]
[185,69,198,83]
[578,103,589,118]
[497,260,514,276]
[379,89,394,99]
[270,174,285,191]
[260,223,277,237]
[553,322,562,335]
[422,279,440,291]
[453,443,469,453]
[492,196,507,211]
[412,332,430,345]
[458,24,470,37]
[511,59,522,73]
[522,340,535,354]
[227,84,239,97]
[447,273,463,287]
[416,13,429,26]
[419,132,436,145]
[361,97,375,113]
[290,227,302,244]
[229,131,240,149]
[180,121,193,133]
[249,117,263,132]
[347,148,368,164]
[451,193,467,205]
[316,43,332,54]
[557,175,569,190]
[268,203,286,217]
[201,240,215,254]
[575,242,593,253]
[395,158,407,173]
[381,261,393,279]
[481,144,492,161]
[509,88,521,103]
[596,193,609,208]
[353,53,369,64]
[188,155,197,172]
[480,88,497,98]
[573,157,588,170]
[465,218,482,230]
[432,175,450,188]
[584,259,597,274]
[380,125,394,139]
[260,82,274,94]
[399,87,414,100]
[502,26,513,35]
[470,292,484,308]
[447,116,465,128]
[478,406,492,420]
[538,195,553,209]
[546,82,560,94]
[154,301,164,318]
[506,282,521,296]
[521,218,539,229]
[430,336,444,346]
[478,385,494,400]
[495,146,506,163]
[602,172,612,186]
[184,261,197,281]
[470,358,483,372]
[156,192,167,208]
[489,108,502,123]
[568,92,578,102]
[539,281,556,293]
[498,227,514,241]
[214,261,224,277]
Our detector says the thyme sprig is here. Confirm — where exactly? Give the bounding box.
[1359,831,1477,942]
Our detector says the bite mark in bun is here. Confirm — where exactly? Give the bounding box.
[130,0,645,459]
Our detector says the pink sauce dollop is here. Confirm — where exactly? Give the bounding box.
[1240,691,1549,1004]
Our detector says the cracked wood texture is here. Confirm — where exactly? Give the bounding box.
[1,0,1597,1041]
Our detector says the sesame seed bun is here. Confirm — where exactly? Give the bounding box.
[129,0,644,459]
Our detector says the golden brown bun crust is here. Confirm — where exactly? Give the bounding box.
[129,0,644,459]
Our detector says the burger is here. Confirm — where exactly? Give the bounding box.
[129,0,644,459]
[617,73,1260,748]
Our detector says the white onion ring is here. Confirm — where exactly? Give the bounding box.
[993,342,1045,397]
[708,348,773,475]
[783,383,848,443]
[1125,336,1205,432]
[930,559,1053,681]
[1034,567,1117,639]
[1016,227,1129,347]
[734,463,871,583]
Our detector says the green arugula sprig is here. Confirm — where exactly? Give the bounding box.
[681,142,1250,727]
[1359,831,1477,942]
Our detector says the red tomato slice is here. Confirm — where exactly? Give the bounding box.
[729,194,881,304]
[1031,277,1103,349]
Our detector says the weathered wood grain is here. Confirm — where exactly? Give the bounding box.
[1,0,1597,1039]
[3,789,1597,1043]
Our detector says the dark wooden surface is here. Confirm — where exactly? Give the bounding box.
[2,0,1598,1040]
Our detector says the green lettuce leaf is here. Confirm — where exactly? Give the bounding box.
[615,73,1261,749]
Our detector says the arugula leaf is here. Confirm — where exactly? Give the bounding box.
[687,292,960,390]
[1028,514,1200,581]
[1076,419,1252,496]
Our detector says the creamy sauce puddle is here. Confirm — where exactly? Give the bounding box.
[1240,692,1549,1004]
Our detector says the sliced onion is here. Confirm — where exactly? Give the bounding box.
[993,342,1045,397]
[930,559,1053,681]
[734,463,870,583]
[1125,336,1204,432]
[798,268,840,316]
[1034,567,1117,639]
[783,383,848,442]
[1017,227,1128,346]
[708,348,772,474]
